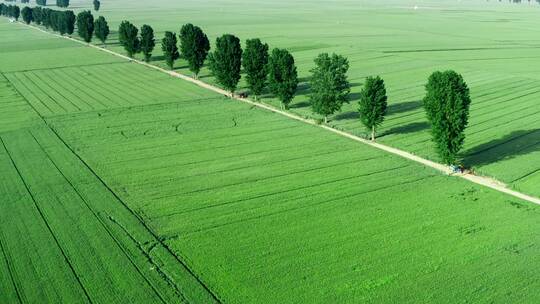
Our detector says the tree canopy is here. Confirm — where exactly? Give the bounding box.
[423,70,471,165]
[21,6,33,24]
[208,34,243,94]
[94,16,109,45]
[179,24,210,78]
[267,48,298,109]
[358,76,387,141]
[140,24,155,62]
[56,0,69,8]
[309,53,350,123]
[161,31,179,69]
[93,0,100,11]
[118,21,140,58]
[76,11,94,43]
[242,38,269,99]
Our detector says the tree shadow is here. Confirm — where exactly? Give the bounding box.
[463,129,540,167]
[380,121,430,137]
[150,55,165,62]
[387,100,423,115]
[334,111,359,120]
[289,101,310,109]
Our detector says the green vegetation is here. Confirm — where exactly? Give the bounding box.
[242,38,269,99]
[310,53,350,123]
[118,21,140,58]
[93,0,101,11]
[267,48,298,109]
[359,76,388,141]
[179,23,210,78]
[424,70,471,165]
[3,1,540,303]
[21,6,32,24]
[94,16,110,45]
[140,24,155,62]
[209,34,243,94]
[76,11,94,43]
[161,31,179,69]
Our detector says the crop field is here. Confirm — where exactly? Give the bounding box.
[2,1,540,303]
[68,0,540,197]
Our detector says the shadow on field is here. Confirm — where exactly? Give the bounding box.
[463,129,540,167]
[387,100,423,115]
[380,121,430,137]
[334,111,359,120]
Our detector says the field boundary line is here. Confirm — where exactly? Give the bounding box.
[0,135,94,304]
[16,22,540,207]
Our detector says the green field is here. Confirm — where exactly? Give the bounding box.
[2,1,540,303]
[64,0,540,197]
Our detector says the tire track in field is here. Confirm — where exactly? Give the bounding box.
[15,21,540,207]
[0,45,222,302]
[0,136,93,304]
[0,229,23,304]
[28,131,179,304]
[45,125,223,304]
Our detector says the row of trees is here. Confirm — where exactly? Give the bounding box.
[0,3,19,20]
[36,0,46,6]
[3,7,471,165]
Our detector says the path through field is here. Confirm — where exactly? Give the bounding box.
[20,22,540,208]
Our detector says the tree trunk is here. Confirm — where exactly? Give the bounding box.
[371,126,375,141]
[324,116,328,124]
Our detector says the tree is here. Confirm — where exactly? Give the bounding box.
[36,0,47,6]
[32,7,43,25]
[179,23,210,78]
[118,21,129,46]
[358,76,387,141]
[161,31,179,69]
[94,16,109,45]
[93,0,100,11]
[208,34,243,95]
[423,70,471,165]
[21,6,33,24]
[309,53,350,123]
[140,24,155,62]
[76,11,94,43]
[63,10,75,35]
[118,21,140,57]
[41,8,51,28]
[242,38,269,99]
[11,5,20,21]
[267,48,298,109]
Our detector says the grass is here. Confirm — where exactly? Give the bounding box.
[54,0,540,197]
[2,1,540,303]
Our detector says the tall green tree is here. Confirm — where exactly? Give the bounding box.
[56,0,69,8]
[94,16,109,45]
[93,0,100,11]
[179,23,210,78]
[63,11,75,35]
[76,10,94,43]
[140,24,155,62]
[423,70,472,165]
[21,6,33,24]
[242,38,269,99]
[208,34,243,95]
[119,21,140,57]
[267,48,298,109]
[358,76,387,141]
[118,21,129,46]
[41,8,51,28]
[309,53,350,123]
[11,5,20,21]
[161,31,179,69]
[32,7,42,25]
